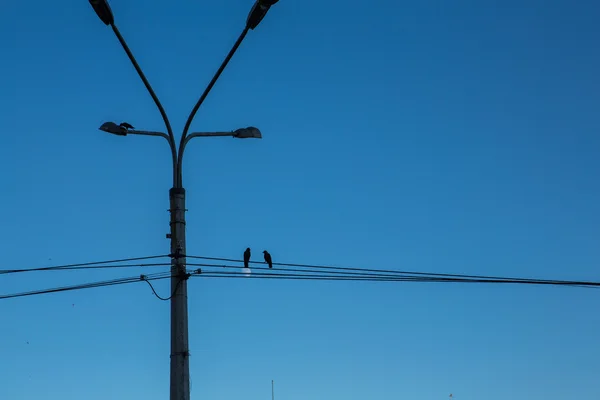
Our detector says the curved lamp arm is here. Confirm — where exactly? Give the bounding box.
[111,24,178,186]
[129,130,172,143]
[182,128,262,148]
[182,132,233,148]
[177,27,250,187]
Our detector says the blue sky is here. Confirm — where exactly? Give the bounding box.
[1,0,599,399]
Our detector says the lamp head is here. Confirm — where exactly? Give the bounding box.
[99,122,127,136]
[246,0,279,30]
[89,0,115,25]
[233,127,262,139]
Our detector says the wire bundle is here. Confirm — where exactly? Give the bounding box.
[0,255,171,275]
[1,254,598,301]
[0,255,173,300]
[187,256,600,289]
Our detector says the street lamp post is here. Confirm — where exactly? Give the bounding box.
[88,1,279,399]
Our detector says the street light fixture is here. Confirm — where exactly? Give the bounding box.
[234,126,262,138]
[99,122,175,142]
[99,121,127,136]
[100,122,263,142]
[88,2,281,400]
[89,0,114,26]
[180,127,263,147]
[246,0,280,30]
[186,127,263,139]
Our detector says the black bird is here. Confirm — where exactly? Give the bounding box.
[119,122,134,130]
[243,247,251,269]
[263,250,272,268]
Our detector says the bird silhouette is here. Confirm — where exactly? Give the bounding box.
[243,247,251,268]
[119,122,134,130]
[263,250,272,268]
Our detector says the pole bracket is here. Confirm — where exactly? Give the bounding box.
[170,350,190,359]
[178,272,192,281]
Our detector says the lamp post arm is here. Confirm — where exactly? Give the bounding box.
[111,24,178,186]
[177,27,250,187]
[182,132,235,147]
[129,130,172,143]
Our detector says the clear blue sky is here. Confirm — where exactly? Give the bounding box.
[1,0,599,399]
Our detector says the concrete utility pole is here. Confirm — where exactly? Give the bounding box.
[88,1,281,399]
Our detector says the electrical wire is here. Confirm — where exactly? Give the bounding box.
[0,255,171,275]
[0,268,206,301]
[186,262,412,279]
[0,270,173,300]
[186,255,563,283]
[188,263,583,288]
[195,270,438,281]
[3,253,599,300]
[186,255,600,289]
[142,274,187,301]
[191,270,600,288]
[1,263,173,275]
[6,254,579,288]
[186,256,592,287]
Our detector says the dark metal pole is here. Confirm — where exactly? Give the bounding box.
[169,186,190,400]
[91,3,280,399]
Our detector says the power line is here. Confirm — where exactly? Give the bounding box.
[186,255,565,284]
[187,261,600,289]
[189,263,497,283]
[4,254,583,288]
[186,256,595,288]
[191,270,600,288]
[1,263,173,275]
[0,269,208,301]
[142,274,187,301]
[3,254,599,301]
[0,271,173,300]
[186,262,413,280]
[195,270,442,282]
[0,255,171,275]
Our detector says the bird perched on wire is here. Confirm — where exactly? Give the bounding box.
[243,248,251,269]
[263,250,272,268]
[119,122,134,130]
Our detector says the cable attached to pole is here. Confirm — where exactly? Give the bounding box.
[140,270,197,301]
